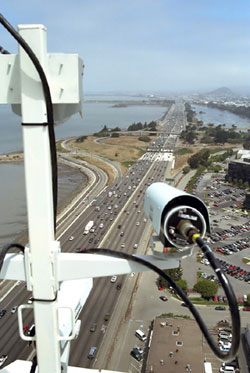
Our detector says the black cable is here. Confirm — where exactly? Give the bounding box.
[195,236,240,358]
[0,243,25,273]
[77,247,240,362]
[29,355,37,373]
[0,14,57,232]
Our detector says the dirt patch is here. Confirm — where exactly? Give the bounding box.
[69,136,147,165]
[100,135,155,148]
[0,153,23,163]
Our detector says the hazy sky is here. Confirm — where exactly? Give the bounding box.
[1,1,250,93]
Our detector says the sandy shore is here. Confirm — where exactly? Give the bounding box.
[0,152,24,162]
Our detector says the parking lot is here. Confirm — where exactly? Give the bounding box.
[189,169,250,285]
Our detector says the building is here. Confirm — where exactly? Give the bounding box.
[236,149,250,160]
[227,159,250,183]
[146,317,203,372]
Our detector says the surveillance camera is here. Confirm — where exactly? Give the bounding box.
[144,182,210,250]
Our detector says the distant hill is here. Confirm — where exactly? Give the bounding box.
[206,87,235,97]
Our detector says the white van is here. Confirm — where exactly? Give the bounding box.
[88,346,97,359]
[135,329,147,342]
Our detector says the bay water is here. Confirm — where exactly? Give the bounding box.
[192,104,250,129]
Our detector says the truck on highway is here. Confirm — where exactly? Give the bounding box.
[83,220,94,235]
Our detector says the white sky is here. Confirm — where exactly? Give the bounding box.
[1,0,250,93]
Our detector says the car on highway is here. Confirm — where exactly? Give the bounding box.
[243,307,250,311]
[69,236,74,241]
[0,310,7,318]
[90,323,97,332]
[219,332,232,341]
[11,306,18,314]
[219,340,232,349]
[121,243,125,248]
[104,313,111,322]
[133,244,138,249]
[116,283,122,290]
[88,346,97,359]
[0,355,8,367]
[111,276,117,283]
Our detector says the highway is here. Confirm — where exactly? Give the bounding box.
[0,100,186,369]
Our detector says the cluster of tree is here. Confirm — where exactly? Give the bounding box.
[194,279,219,298]
[75,135,88,143]
[127,120,157,131]
[138,136,150,142]
[185,102,196,123]
[93,125,110,137]
[207,101,250,120]
[200,125,244,144]
[226,176,250,190]
[159,267,187,293]
[187,149,210,169]
[179,125,198,144]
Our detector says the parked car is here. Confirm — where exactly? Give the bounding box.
[215,306,226,311]
[160,296,168,302]
[130,348,142,361]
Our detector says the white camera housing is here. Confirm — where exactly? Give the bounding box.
[144,182,210,250]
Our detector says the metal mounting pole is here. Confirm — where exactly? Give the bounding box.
[18,24,61,373]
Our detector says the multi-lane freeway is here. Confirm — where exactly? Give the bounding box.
[0,100,187,369]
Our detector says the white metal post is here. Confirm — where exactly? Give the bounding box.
[18,25,61,372]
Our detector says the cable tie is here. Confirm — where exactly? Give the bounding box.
[192,233,200,243]
[22,122,49,126]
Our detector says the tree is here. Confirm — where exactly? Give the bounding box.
[159,267,183,288]
[193,279,218,298]
[75,135,87,143]
[138,136,150,142]
[243,141,250,150]
[243,181,249,189]
[176,279,188,293]
[183,166,191,174]
[111,132,120,137]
